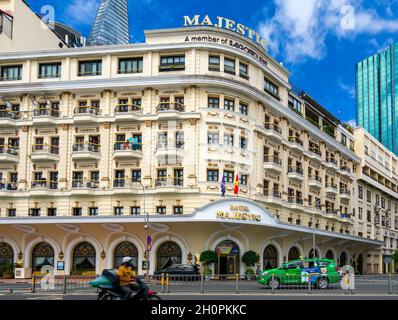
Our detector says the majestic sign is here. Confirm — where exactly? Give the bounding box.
[184,15,268,51]
[216,204,262,222]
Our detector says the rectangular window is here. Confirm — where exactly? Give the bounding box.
[209,55,220,71]
[223,171,234,183]
[132,169,141,182]
[156,206,167,214]
[367,210,372,223]
[39,63,61,79]
[73,207,82,216]
[341,134,347,146]
[358,186,363,199]
[224,99,235,111]
[159,55,185,71]
[173,206,183,214]
[288,95,302,113]
[118,57,143,74]
[208,132,219,145]
[264,78,278,98]
[0,65,22,81]
[47,208,57,216]
[7,208,16,217]
[131,206,140,215]
[224,133,234,146]
[208,97,219,109]
[78,60,102,76]
[114,207,124,216]
[239,103,248,115]
[224,58,236,75]
[207,169,219,182]
[240,136,247,149]
[0,11,13,38]
[239,175,248,186]
[239,62,249,79]
[89,207,98,216]
[29,209,41,217]
[367,190,371,203]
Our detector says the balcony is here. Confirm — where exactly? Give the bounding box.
[72,143,101,161]
[155,177,184,191]
[32,108,60,125]
[0,146,19,163]
[325,183,338,195]
[326,209,338,216]
[31,144,60,162]
[263,123,282,140]
[340,189,351,200]
[339,165,352,177]
[307,147,322,161]
[155,142,184,160]
[30,180,58,193]
[308,176,322,189]
[114,104,142,121]
[263,156,282,173]
[325,158,339,170]
[287,167,304,182]
[261,189,282,204]
[156,102,185,113]
[0,110,21,126]
[73,106,101,123]
[287,136,305,152]
[112,179,142,194]
[287,196,304,209]
[70,180,99,194]
[0,182,18,194]
[113,142,143,160]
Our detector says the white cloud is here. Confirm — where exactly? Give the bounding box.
[259,0,398,64]
[338,80,355,99]
[64,0,101,26]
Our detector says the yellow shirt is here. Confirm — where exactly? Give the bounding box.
[117,265,135,286]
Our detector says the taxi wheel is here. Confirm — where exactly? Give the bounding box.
[268,278,280,290]
[317,277,329,289]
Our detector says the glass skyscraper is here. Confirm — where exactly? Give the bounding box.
[356,43,398,155]
[88,0,130,46]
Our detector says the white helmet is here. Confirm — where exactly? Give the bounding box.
[122,256,133,264]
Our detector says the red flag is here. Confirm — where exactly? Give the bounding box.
[234,175,239,195]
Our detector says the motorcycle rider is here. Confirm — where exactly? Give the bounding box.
[117,256,138,300]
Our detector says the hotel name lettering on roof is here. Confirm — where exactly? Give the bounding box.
[216,205,262,222]
[183,15,269,65]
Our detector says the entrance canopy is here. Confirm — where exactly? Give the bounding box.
[0,197,383,247]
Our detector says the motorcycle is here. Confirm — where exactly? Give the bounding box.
[89,269,161,301]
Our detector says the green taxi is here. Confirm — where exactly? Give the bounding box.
[258,258,340,289]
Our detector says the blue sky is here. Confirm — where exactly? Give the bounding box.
[26,0,398,123]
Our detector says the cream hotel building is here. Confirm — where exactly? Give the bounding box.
[0,0,397,278]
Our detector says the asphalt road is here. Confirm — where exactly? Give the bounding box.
[0,292,398,300]
[1,277,397,296]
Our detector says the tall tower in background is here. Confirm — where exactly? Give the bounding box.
[356,43,398,155]
[88,0,130,46]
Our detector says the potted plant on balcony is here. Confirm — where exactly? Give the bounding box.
[242,251,260,280]
[200,250,218,280]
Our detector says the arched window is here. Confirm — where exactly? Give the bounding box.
[215,240,240,275]
[263,245,278,270]
[156,241,182,271]
[308,248,319,259]
[325,250,334,261]
[32,242,54,272]
[72,242,96,274]
[0,243,14,276]
[114,241,138,270]
[339,251,348,267]
[288,247,300,261]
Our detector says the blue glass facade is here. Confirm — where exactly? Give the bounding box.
[356,43,398,155]
[88,0,129,46]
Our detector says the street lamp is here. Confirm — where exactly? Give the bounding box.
[138,181,149,281]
